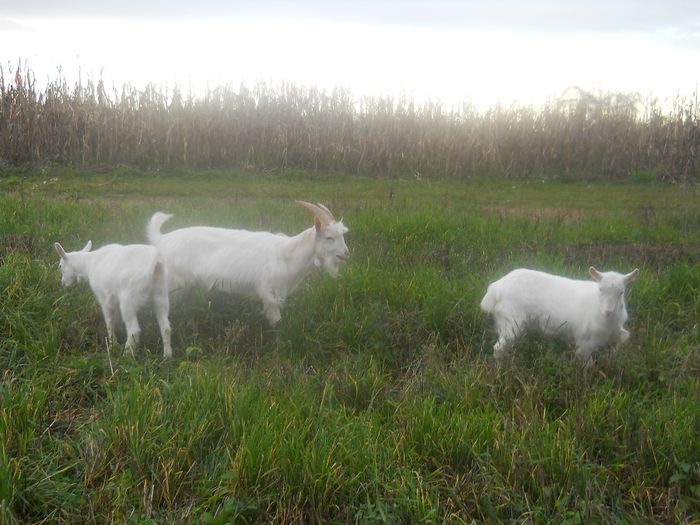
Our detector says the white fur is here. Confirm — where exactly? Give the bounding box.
[480,266,639,368]
[147,203,349,326]
[54,241,172,358]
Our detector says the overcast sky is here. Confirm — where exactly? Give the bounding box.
[1,1,699,110]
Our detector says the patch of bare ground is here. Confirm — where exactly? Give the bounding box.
[486,207,586,222]
[45,407,100,439]
[561,242,699,271]
[481,242,698,273]
[0,233,34,262]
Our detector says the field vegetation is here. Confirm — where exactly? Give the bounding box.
[1,165,698,523]
[1,64,699,183]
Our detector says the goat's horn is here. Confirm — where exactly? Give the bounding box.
[315,203,336,221]
[296,200,334,224]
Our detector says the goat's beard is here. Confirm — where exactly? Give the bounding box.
[321,256,342,278]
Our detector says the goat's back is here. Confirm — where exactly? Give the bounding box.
[87,244,162,293]
[486,269,597,330]
[154,226,290,294]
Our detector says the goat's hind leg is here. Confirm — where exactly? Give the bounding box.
[492,314,520,362]
[119,299,141,356]
[153,287,172,358]
[493,334,509,360]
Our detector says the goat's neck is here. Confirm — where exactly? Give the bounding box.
[282,226,318,287]
[614,297,628,322]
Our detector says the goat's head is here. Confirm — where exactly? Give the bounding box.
[297,201,349,277]
[54,240,92,287]
[589,266,639,318]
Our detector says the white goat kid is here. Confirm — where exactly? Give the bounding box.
[54,241,173,358]
[147,202,349,326]
[480,267,639,368]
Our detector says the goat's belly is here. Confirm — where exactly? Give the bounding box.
[214,281,258,298]
[530,311,573,336]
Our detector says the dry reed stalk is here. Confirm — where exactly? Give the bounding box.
[0,65,698,182]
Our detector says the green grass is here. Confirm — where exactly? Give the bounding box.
[1,165,699,523]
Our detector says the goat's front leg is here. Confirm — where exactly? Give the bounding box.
[98,296,117,348]
[263,301,282,326]
[598,327,631,361]
[574,340,597,370]
[618,327,630,344]
[259,287,283,326]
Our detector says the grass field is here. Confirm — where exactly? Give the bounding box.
[1,165,699,523]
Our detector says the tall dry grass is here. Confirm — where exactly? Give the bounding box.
[0,64,698,181]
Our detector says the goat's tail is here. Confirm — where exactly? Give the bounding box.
[152,258,166,286]
[152,258,165,280]
[150,256,170,299]
[147,212,173,245]
[480,284,498,314]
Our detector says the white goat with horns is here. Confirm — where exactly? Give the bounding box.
[480,266,639,368]
[54,241,173,358]
[146,202,349,326]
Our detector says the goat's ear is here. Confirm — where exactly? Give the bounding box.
[82,240,92,252]
[314,216,322,233]
[54,242,67,260]
[624,268,639,284]
[589,266,603,282]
